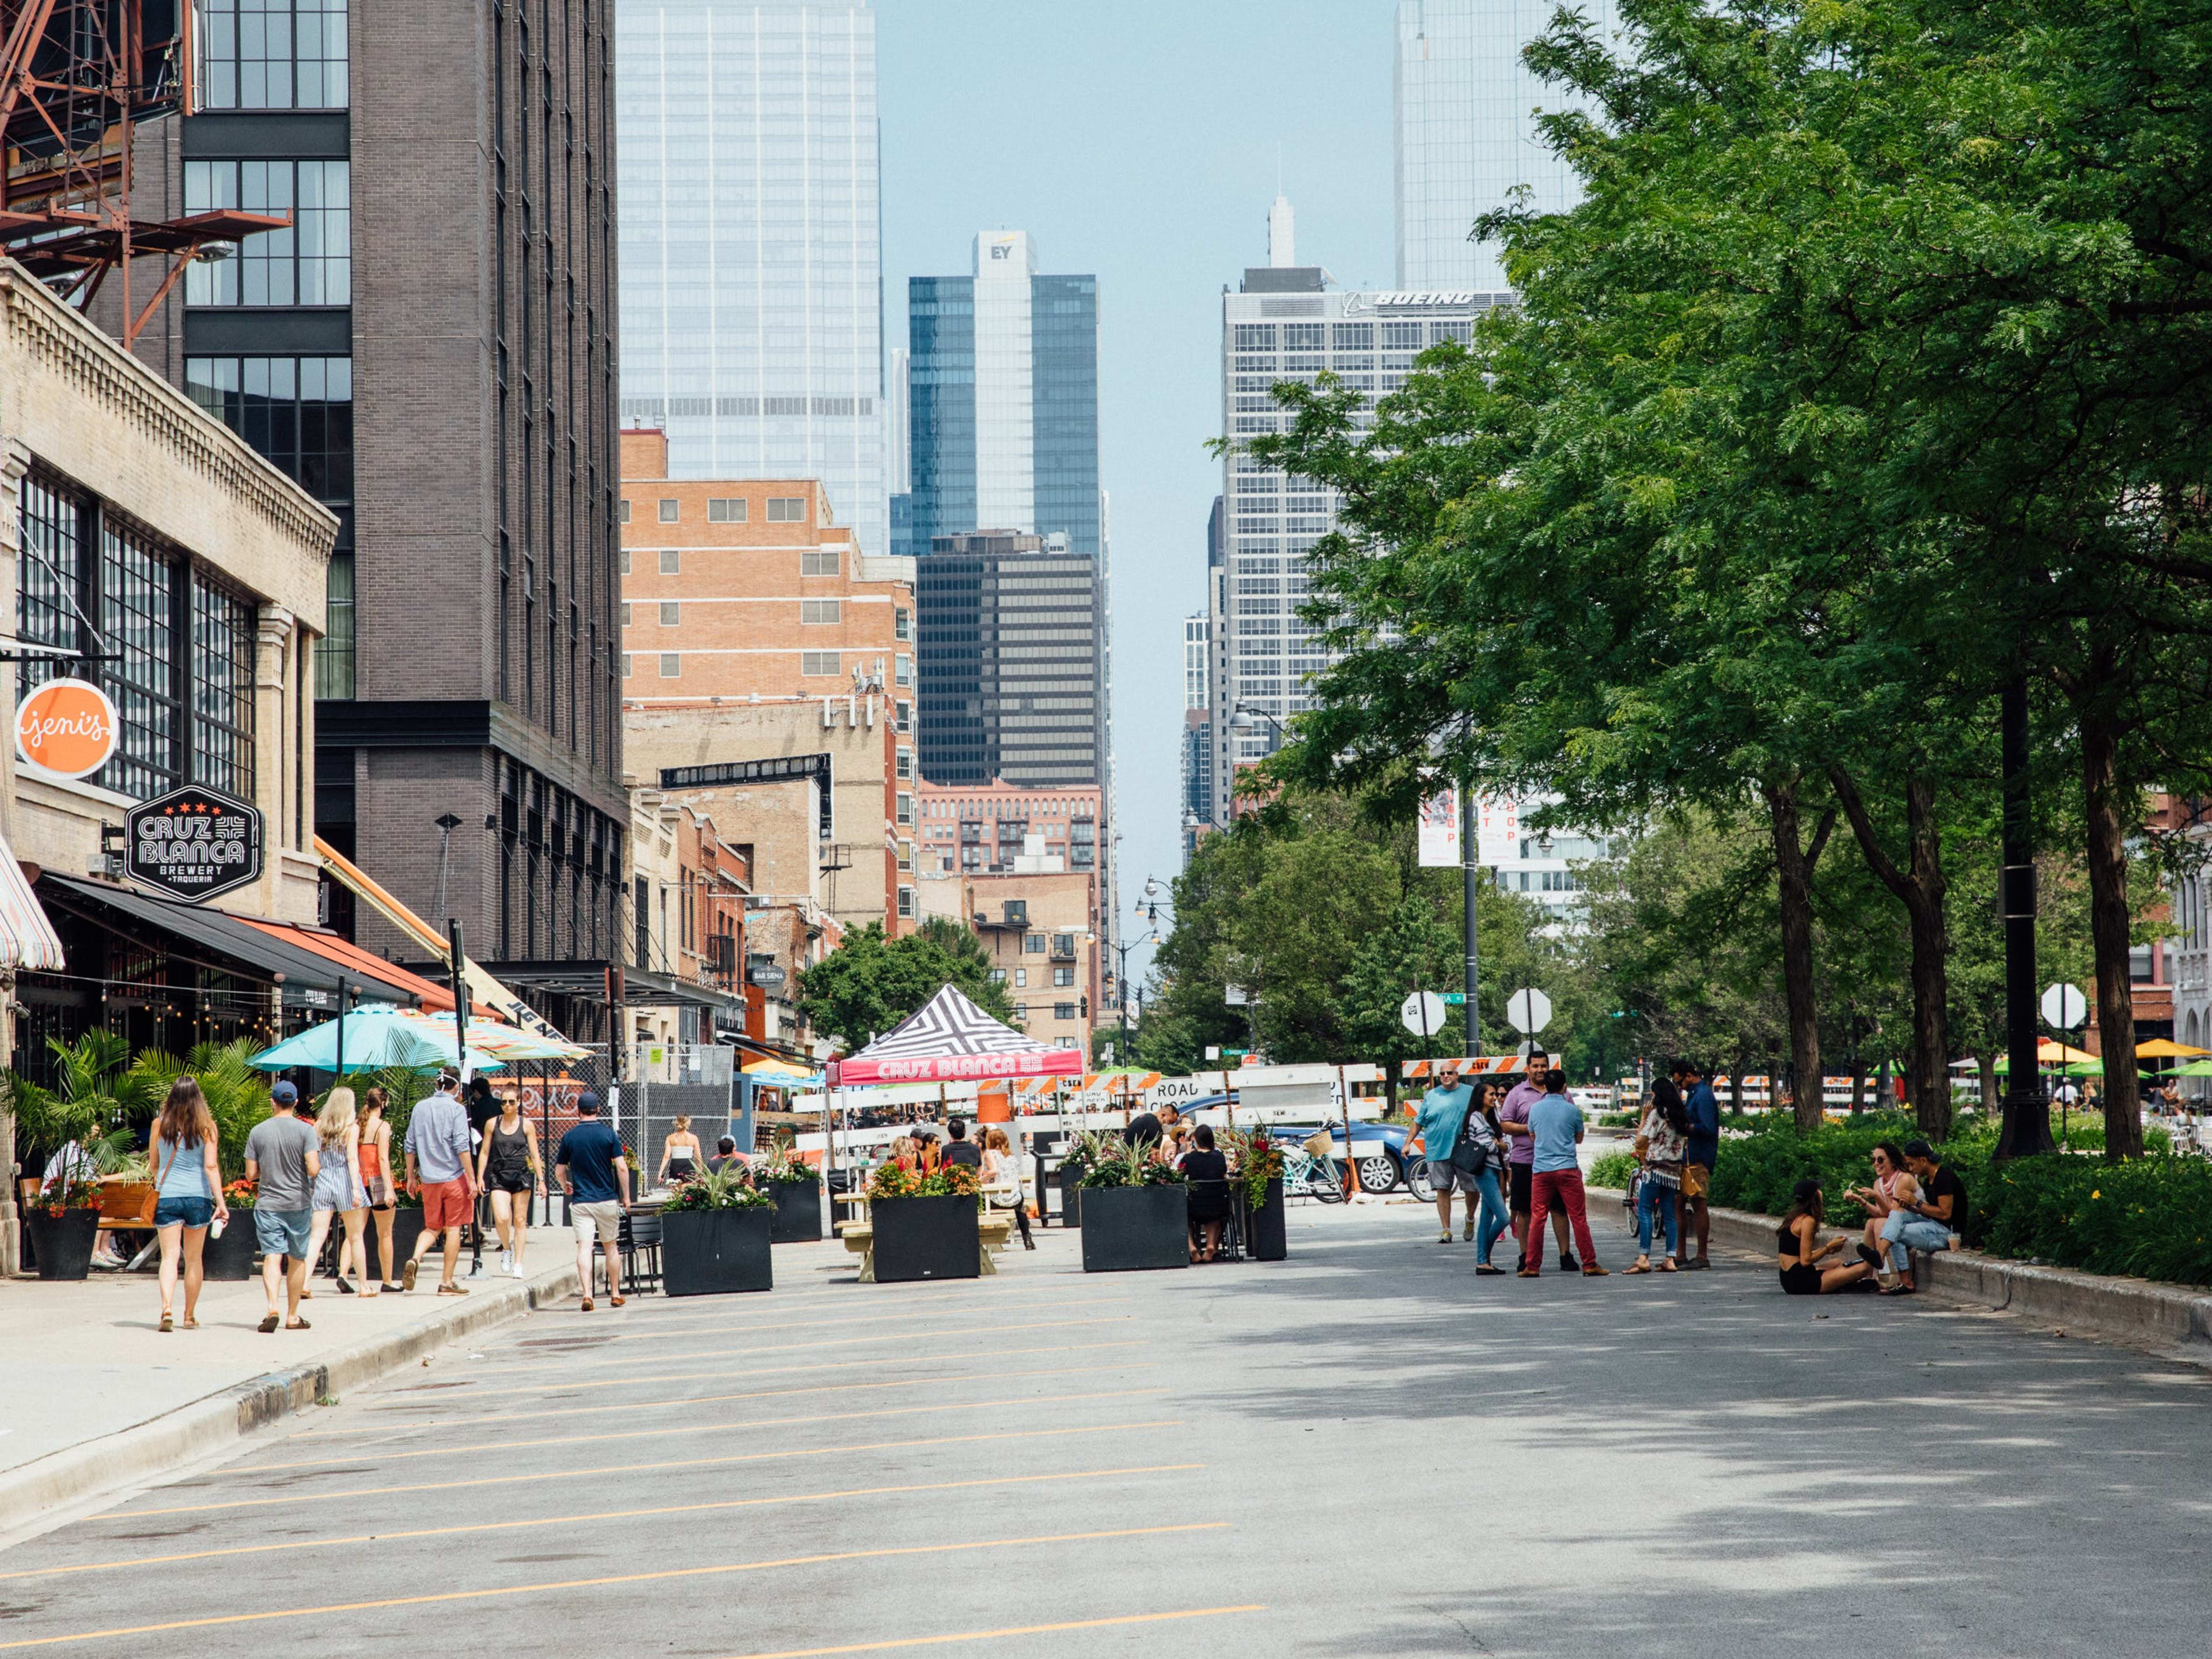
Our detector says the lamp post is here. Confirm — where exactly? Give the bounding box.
[1107,876,1166,1067]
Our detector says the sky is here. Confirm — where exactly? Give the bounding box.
[875,0,1402,990]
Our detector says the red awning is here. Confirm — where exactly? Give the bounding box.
[238,918,495,1018]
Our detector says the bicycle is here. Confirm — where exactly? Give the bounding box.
[1279,1141,1346,1203]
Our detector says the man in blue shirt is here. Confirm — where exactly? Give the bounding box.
[1414,1064,1476,1244]
[1678,1061,1720,1270]
[1518,1068,1606,1278]
[555,1093,631,1312]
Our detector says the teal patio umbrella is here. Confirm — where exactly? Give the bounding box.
[250,1003,506,1074]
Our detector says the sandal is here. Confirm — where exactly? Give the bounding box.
[286,1317,312,1330]
[258,1313,281,1333]
[182,1315,199,1329]
[158,1311,174,1332]
[1624,1260,1652,1275]
[1658,1260,1678,1272]
[1879,1283,1916,1296]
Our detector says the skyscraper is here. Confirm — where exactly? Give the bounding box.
[617,2,887,557]
[150,0,629,1016]
[1394,0,1612,290]
[1214,199,1508,823]
[908,232,1101,560]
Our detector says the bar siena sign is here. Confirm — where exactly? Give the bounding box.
[126,786,263,903]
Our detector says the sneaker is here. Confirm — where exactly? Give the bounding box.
[1437,1230,1452,1244]
[499,1250,513,1274]
[1462,1213,1474,1242]
[512,1259,527,1279]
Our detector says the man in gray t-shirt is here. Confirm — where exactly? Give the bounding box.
[244,1081,321,1332]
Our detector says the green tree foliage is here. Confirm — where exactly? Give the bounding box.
[797,921,1017,1053]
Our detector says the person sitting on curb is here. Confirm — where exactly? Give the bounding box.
[1843,1141,1912,1276]
[1778,1177,1880,1295]
[1868,1139,1967,1295]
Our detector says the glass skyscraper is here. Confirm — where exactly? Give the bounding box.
[1393,0,1613,290]
[908,232,1100,560]
[616,2,887,555]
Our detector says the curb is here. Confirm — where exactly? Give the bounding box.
[1591,1185,2212,1358]
[1,1261,579,1529]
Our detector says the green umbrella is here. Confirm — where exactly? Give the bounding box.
[2169,1059,2212,1078]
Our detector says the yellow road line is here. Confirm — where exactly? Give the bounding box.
[0,1465,1205,1582]
[0,1525,1232,1650]
[291,1359,1153,1438]
[722,1607,1267,1658]
[340,1337,1148,1412]
[228,1388,1165,1473]
[97,1421,1183,1517]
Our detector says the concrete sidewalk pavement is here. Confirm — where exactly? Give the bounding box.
[0,1248,579,1536]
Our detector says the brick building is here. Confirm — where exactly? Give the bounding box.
[619,429,918,941]
[626,789,747,1049]
[914,865,1102,1058]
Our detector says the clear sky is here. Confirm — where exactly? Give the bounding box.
[876,0,1401,993]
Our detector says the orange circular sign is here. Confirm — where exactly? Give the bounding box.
[16,678,118,779]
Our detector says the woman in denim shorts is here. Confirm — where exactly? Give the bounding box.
[150,1078,229,1332]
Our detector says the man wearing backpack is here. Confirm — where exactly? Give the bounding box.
[1415,1063,1478,1243]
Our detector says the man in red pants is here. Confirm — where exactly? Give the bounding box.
[1517,1067,1607,1278]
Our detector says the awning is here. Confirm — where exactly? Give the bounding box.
[463,959,748,1021]
[37,875,429,1010]
[0,841,63,971]
[240,918,490,1017]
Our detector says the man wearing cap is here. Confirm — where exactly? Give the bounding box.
[556,1092,631,1312]
[403,1069,475,1294]
[243,1081,320,1332]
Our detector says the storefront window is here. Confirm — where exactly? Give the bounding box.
[192,577,257,799]
[101,521,181,800]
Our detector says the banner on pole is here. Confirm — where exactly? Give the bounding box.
[1417,786,1461,867]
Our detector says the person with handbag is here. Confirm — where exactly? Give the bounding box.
[1626,1071,1690,1272]
[1415,1064,1481,1244]
[980,1127,1035,1250]
[150,1078,228,1331]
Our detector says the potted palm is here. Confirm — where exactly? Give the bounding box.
[1074,1131,1189,1273]
[660,1168,774,1295]
[752,1146,824,1243]
[866,1161,982,1282]
[1228,1127,1287,1261]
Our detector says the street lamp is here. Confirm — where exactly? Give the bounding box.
[1109,878,1168,1066]
[1228,702,1285,743]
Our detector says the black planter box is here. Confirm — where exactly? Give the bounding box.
[1058,1166,1083,1229]
[662,1207,774,1296]
[870,1195,980,1282]
[366,1209,425,1283]
[203,1213,261,1280]
[26,1208,98,1280]
[1246,1178,1287,1261]
[766,1179,823,1244]
[1079,1184,1191,1274]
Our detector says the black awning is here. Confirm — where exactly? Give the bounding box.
[39,875,428,1010]
[443,959,748,1018]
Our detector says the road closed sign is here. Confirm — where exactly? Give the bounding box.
[16,677,117,779]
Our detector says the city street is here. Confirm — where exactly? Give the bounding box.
[2,1201,2208,1657]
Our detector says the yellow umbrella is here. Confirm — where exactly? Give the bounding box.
[743,1056,819,1080]
[2037,1038,2098,1064]
[2135,1038,2212,1059]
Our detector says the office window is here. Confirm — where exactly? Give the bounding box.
[1233,324,1277,350]
[1053,966,1074,988]
[766,497,807,522]
[198,0,348,110]
[895,653,912,687]
[184,356,353,505]
[101,522,180,801]
[898,885,915,918]
[896,747,913,781]
[707,498,747,523]
[1054,1002,1077,1021]
[895,700,911,732]
[1331,323,1375,351]
[184,160,350,304]
[657,499,679,523]
[801,548,840,577]
[801,651,840,677]
[658,653,680,678]
[1381,321,1425,349]
[988,968,1006,984]
[1014,968,1028,988]
[1281,323,1325,350]
[191,576,256,799]
[1024,933,1045,955]
[658,550,680,575]
[801,600,840,625]
[895,607,911,642]
[618,499,631,524]
[896,793,914,826]
[658,601,679,627]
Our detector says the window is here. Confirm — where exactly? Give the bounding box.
[1281,323,1325,350]
[658,653,680,678]
[1332,323,1375,351]
[1054,1002,1077,1021]
[895,747,913,781]
[898,885,915,918]
[618,499,632,524]
[101,521,180,801]
[619,550,632,575]
[184,160,350,304]
[1233,324,1277,350]
[897,841,915,872]
[658,601,679,627]
[1024,933,1046,955]
[620,603,631,628]
[191,575,256,798]
[198,0,348,110]
[801,651,841,677]
[894,700,911,733]
[1013,1004,1028,1022]
[800,548,840,577]
[895,607,911,642]
[895,653,912,687]
[623,654,633,678]
[1054,932,1076,957]
[801,600,840,625]
[657,499,679,523]
[767,497,807,522]
[1053,966,1075,988]
[658,550,680,575]
[896,793,914,826]
[707,498,747,523]
[1381,320,1425,349]
[988,968,1006,984]
[1014,968,1028,988]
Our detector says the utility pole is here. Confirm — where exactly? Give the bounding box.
[1461,779,1480,1055]
[1995,678,2055,1158]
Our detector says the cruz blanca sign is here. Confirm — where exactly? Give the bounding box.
[126,786,263,903]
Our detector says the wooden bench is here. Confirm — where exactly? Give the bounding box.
[836,1213,1014,1284]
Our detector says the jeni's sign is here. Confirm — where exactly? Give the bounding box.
[16,678,118,779]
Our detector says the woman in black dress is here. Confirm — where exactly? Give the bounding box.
[1181,1124,1232,1263]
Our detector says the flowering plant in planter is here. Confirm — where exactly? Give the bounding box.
[39,1171,97,1217]
[1224,1127,1283,1211]
[221,1177,257,1211]
[662,1167,770,1212]
[866,1161,981,1205]
[1071,1128,1185,1190]
[752,1147,816,1187]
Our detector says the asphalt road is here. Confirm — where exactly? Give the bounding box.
[2,1198,2209,1657]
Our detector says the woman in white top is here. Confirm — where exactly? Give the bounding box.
[306,1087,371,1297]
[980,1127,1034,1250]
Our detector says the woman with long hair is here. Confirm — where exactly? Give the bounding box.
[657,1114,702,1185]
[1778,1177,1879,1295]
[1461,1081,1513,1275]
[1843,1142,1914,1275]
[358,1088,402,1290]
[980,1126,1035,1250]
[307,1086,371,1297]
[475,1086,546,1278]
[1627,1077,1692,1273]
[150,1078,227,1331]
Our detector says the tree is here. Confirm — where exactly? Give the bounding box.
[796,922,1016,1053]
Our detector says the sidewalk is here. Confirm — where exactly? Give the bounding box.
[0,1248,578,1533]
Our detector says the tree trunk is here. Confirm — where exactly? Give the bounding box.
[1767,1051,1783,1115]
[1977,1051,1999,1126]
[2080,712,2144,1159]
[1850,1052,1866,1114]
[1830,767,1952,1141]
[1765,779,1827,1133]
[1730,1055,1745,1116]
